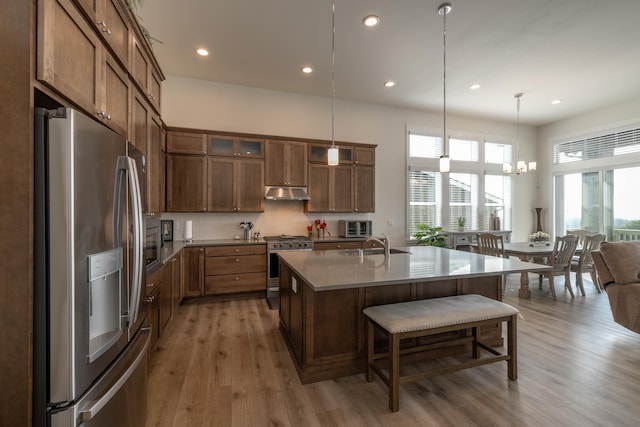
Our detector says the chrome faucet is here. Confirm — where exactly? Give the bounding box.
[366,233,390,258]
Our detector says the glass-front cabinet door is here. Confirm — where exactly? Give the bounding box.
[208,135,264,158]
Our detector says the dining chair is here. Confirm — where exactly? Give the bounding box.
[476,233,507,292]
[538,234,579,300]
[571,233,606,295]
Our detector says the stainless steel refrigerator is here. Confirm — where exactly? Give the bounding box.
[34,108,150,426]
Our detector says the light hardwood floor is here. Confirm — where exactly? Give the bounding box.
[146,273,640,427]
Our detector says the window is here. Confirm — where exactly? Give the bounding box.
[407,131,512,239]
[553,124,640,241]
[555,167,640,241]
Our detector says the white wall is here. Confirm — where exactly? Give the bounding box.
[536,97,640,236]
[160,76,539,243]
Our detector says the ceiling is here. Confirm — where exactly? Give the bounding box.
[136,0,640,126]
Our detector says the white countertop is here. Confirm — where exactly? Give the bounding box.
[278,246,550,291]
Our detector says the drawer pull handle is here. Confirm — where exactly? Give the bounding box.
[235,277,239,281]
[235,258,240,262]
[146,296,154,303]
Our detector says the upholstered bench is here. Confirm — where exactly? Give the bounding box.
[363,294,519,412]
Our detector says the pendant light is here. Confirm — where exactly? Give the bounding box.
[327,0,339,166]
[503,93,537,175]
[438,3,452,173]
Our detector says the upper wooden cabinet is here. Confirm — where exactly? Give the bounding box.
[354,165,375,213]
[75,0,131,69]
[265,140,307,186]
[37,0,163,139]
[305,164,353,212]
[207,134,264,158]
[38,0,102,121]
[354,146,375,166]
[207,158,264,212]
[131,35,162,112]
[166,155,207,212]
[308,143,353,164]
[166,131,207,155]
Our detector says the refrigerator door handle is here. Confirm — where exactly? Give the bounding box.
[78,327,151,423]
[126,156,144,328]
[114,156,144,327]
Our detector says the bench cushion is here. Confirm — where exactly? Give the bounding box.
[363,294,519,334]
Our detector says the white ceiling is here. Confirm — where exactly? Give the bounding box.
[136,0,640,126]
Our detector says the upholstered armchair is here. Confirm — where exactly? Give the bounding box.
[592,241,640,334]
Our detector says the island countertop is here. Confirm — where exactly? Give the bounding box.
[278,245,550,291]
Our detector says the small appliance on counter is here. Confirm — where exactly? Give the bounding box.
[338,220,372,238]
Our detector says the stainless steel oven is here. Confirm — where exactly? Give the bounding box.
[264,235,313,309]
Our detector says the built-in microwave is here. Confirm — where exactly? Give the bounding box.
[145,218,162,274]
[338,220,372,238]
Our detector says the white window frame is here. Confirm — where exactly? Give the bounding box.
[406,127,513,240]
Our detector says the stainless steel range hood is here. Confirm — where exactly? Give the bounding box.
[264,186,310,201]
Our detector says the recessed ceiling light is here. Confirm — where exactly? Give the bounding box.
[384,81,395,87]
[363,15,381,27]
[196,48,209,56]
[469,84,481,90]
[551,99,563,105]
[301,66,313,74]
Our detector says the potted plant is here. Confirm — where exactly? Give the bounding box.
[413,224,448,247]
[457,217,466,231]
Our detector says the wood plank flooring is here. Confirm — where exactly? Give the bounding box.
[146,273,640,426]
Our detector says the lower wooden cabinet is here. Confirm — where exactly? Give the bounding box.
[204,245,266,295]
[182,247,205,297]
[145,267,163,353]
[313,241,363,251]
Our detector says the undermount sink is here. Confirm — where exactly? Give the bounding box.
[341,248,411,256]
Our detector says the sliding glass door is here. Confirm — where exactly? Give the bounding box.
[555,166,640,241]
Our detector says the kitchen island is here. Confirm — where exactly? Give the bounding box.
[277,245,549,383]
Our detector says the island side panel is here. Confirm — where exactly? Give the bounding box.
[279,265,505,383]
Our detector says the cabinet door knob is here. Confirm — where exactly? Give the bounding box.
[235,249,239,253]
[146,296,154,303]
[235,277,239,281]
[235,258,240,262]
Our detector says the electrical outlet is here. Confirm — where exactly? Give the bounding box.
[387,219,394,226]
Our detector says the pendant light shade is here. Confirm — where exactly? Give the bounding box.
[328,146,339,165]
[439,155,450,173]
[328,0,339,166]
[438,3,451,173]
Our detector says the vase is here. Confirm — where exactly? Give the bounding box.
[535,207,543,232]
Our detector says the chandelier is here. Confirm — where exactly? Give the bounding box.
[503,93,536,175]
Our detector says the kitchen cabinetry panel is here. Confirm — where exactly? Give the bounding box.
[38,0,101,116]
[167,155,207,212]
[313,241,363,251]
[354,165,375,213]
[354,146,375,165]
[205,272,266,295]
[166,131,207,155]
[204,244,266,296]
[266,140,307,186]
[74,0,131,69]
[308,144,353,164]
[207,158,264,212]
[183,247,205,297]
[306,164,353,212]
[205,255,266,275]
[208,135,264,158]
[103,51,130,137]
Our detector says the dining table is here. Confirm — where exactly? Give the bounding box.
[503,242,556,299]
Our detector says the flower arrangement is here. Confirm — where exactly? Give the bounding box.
[313,219,328,238]
[529,231,550,242]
